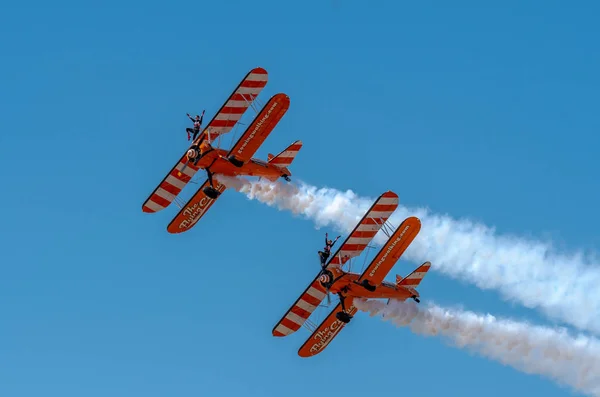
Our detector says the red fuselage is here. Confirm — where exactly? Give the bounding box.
[322,266,416,301]
[193,147,288,181]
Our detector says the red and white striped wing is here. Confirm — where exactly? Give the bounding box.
[202,67,269,143]
[272,276,328,337]
[327,191,399,268]
[272,191,399,337]
[141,67,268,213]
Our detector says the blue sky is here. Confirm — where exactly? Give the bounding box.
[1,1,599,396]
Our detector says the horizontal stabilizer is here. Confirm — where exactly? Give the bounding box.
[267,140,302,168]
[396,261,431,289]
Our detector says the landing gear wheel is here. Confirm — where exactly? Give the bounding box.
[360,280,376,292]
[203,186,220,199]
[412,295,420,303]
[283,175,291,182]
[335,311,352,323]
[228,156,244,168]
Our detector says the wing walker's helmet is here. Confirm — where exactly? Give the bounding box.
[327,240,333,245]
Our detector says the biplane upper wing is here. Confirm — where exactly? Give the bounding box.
[166,179,227,234]
[226,93,290,164]
[297,299,358,358]
[141,67,268,214]
[272,274,329,337]
[272,191,399,338]
[357,216,422,287]
[201,67,269,144]
[325,191,399,268]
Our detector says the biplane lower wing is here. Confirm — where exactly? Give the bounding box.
[358,216,422,287]
[166,179,227,234]
[272,275,327,337]
[141,67,267,214]
[297,300,358,358]
[326,191,399,268]
[226,93,290,164]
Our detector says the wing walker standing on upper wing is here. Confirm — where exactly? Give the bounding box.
[186,110,205,141]
[318,233,341,268]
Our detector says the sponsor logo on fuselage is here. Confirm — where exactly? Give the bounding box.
[178,182,225,229]
[236,100,279,156]
[368,224,411,278]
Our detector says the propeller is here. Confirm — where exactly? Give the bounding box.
[318,268,333,305]
[318,252,335,306]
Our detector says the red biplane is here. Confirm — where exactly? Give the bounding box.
[141,67,303,234]
[272,191,431,357]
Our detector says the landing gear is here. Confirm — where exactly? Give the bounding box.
[203,186,220,199]
[411,295,420,303]
[283,174,291,182]
[202,170,221,199]
[356,279,376,292]
[335,311,352,323]
[228,155,244,168]
[335,293,353,324]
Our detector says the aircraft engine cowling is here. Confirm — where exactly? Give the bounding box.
[319,273,332,284]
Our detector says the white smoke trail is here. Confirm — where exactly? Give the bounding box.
[216,176,600,335]
[354,298,600,396]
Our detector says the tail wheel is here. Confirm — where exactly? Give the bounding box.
[335,311,352,324]
[228,155,244,168]
[203,186,220,199]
